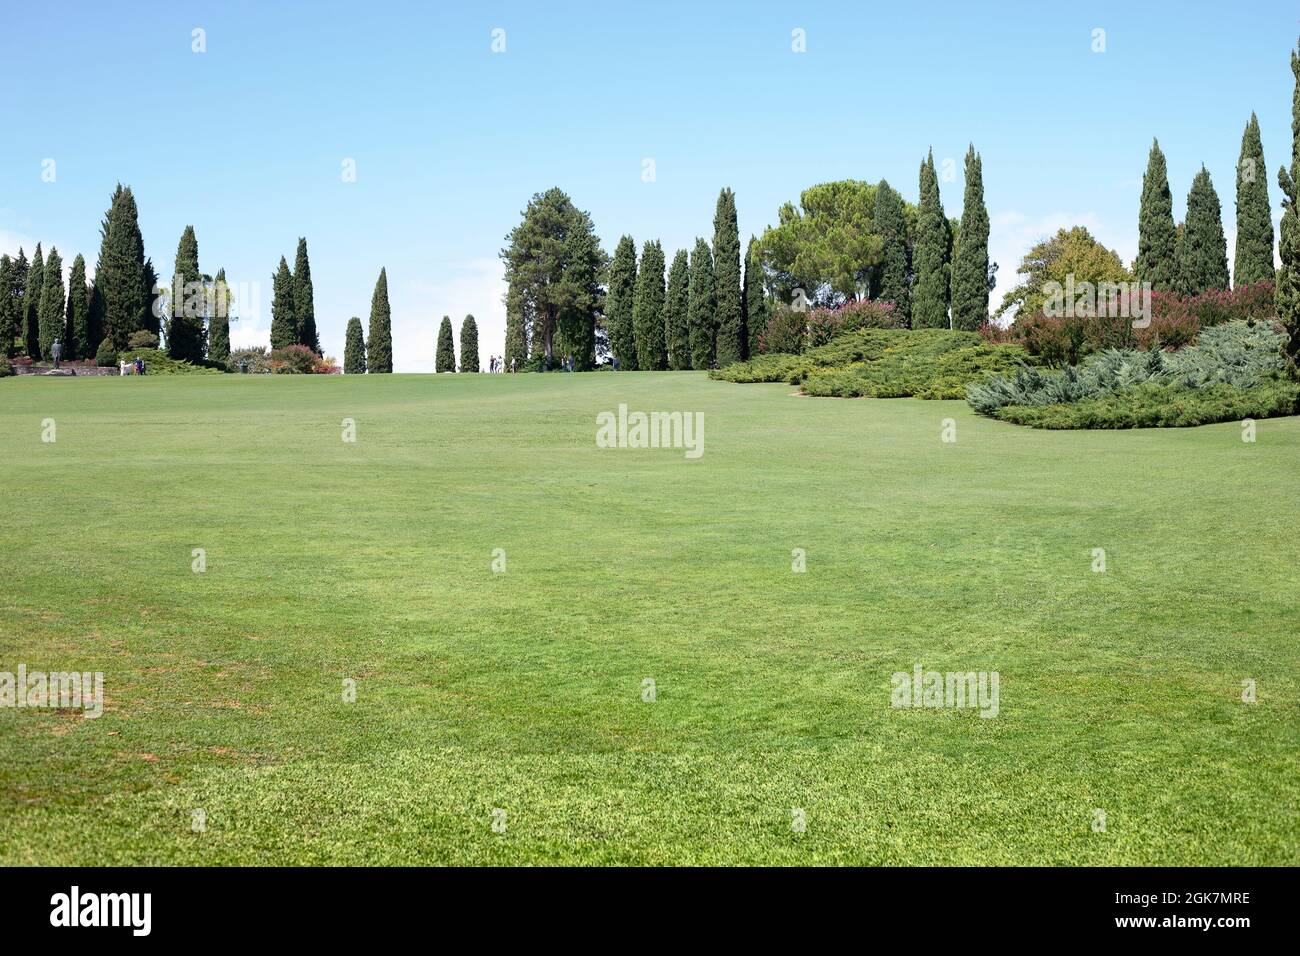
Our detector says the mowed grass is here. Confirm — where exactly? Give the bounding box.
[0,370,1297,866]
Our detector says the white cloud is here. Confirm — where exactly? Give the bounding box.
[389,258,507,373]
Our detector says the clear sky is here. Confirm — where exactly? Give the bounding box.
[2,1,1297,369]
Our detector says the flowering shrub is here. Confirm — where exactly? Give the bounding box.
[312,355,341,374]
[762,298,902,354]
[269,344,319,374]
[759,304,807,355]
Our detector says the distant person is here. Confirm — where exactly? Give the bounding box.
[135,356,144,375]
[612,356,620,371]
[510,357,516,373]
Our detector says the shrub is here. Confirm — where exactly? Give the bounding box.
[312,355,341,374]
[759,304,806,355]
[118,348,222,375]
[0,356,13,377]
[95,337,118,367]
[228,347,270,373]
[992,380,1300,429]
[127,330,160,350]
[269,344,319,374]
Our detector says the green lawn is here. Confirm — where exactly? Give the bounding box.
[1,371,1297,865]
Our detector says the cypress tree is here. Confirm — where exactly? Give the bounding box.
[293,237,319,353]
[168,226,206,361]
[504,277,527,370]
[367,267,393,372]
[24,244,44,358]
[270,256,296,349]
[1136,139,1178,291]
[344,316,366,373]
[208,267,232,364]
[743,238,768,358]
[66,254,90,360]
[38,247,65,360]
[0,256,14,356]
[1278,37,1300,358]
[436,315,456,372]
[93,185,151,349]
[1235,113,1275,287]
[1175,166,1230,295]
[459,314,480,372]
[688,238,716,368]
[665,249,691,370]
[632,240,667,369]
[950,146,990,330]
[874,180,911,325]
[607,235,638,368]
[912,150,951,328]
[712,187,744,366]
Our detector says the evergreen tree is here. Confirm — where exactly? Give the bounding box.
[293,237,319,352]
[912,151,951,328]
[743,237,769,357]
[270,257,296,349]
[24,244,44,358]
[208,267,232,364]
[65,254,90,360]
[1136,139,1178,291]
[367,267,393,372]
[874,180,911,325]
[688,238,716,368]
[1278,38,1300,358]
[436,315,456,372]
[0,253,24,357]
[92,185,151,349]
[665,249,691,369]
[504,277,527,370]
[633,240,667,369]
[712,187,744,366]
[168,226,206,361]
[1175,166,1231,295]
[1235,113,1275,288]
[459,314,480,372]
[950,146,990,330]
[343,316,366,373]
[607,235,638,368]
[38,247,65,360]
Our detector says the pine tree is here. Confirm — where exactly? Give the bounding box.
[688,238,716,368]
[344,316,366,373]
[208,267,232,364]
[950,146,990,330]
[92,185,151,349]
[874,181,911,325]
[630,240,667,370]
[24,244,44,358]
[270,257,296,349]
[293,237,319,353]
[65,254,90,360]
[436,315,456,372]
[38,247,65,360]
[1175,166,1230,295]
[1278,38,1300,359]
[665,249,691,369]
[168,226,206,361]
[607,235,638,369]
[504,277,527,371]
[912,151,951,328]
[367,268,393,373]
[712,187,744,366]
[1136,140,1178,291]
[459,314,480,372]
[1235,114,1275,288]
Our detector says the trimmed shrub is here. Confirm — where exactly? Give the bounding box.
[95,338,118,367]
[127,330,160,350]
[119,348,222,375]
[992,380,1300,429]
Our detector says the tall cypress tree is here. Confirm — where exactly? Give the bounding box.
[24,244,44,358]
[270,256,296,349]
[712,187,744,366]
[874,180,911,325]
[436,315,456,372]
[38,247,64,360]
[607,235,638,369]
[208,267,231,364]
[168,226,205,361]
[504,277,527,370]
[1278,37,1300,359]
[293,237,319,353]
[688,238,716,368]
[1235,113,1275,288]
[1136,139,1178,291]
[65,254,90,360]
[950,146,990,330]
[742,238,768,358]
[344,316,366,373]
[0,255,15,357]
[665,248,691,369]
[367,267,393,372]
[1175,167,1231,295]
[632,240,667,370]
[459,314,480,372]
[912,151,951,328]
[93,185,151,349]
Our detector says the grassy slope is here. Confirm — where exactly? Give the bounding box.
[0,372,1297,865]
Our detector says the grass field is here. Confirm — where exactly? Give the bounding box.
[1,371,1298,865]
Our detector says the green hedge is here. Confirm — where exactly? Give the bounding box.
[119,348,223,375]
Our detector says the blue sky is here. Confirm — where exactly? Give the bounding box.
[2,1,1296,369]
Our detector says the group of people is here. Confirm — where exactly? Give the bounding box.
[486,355,515,373]
[119,356,146,376]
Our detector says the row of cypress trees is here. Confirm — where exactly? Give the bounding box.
[269,238,320,354]
[428,314,480,372]
[910,146,991,330]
